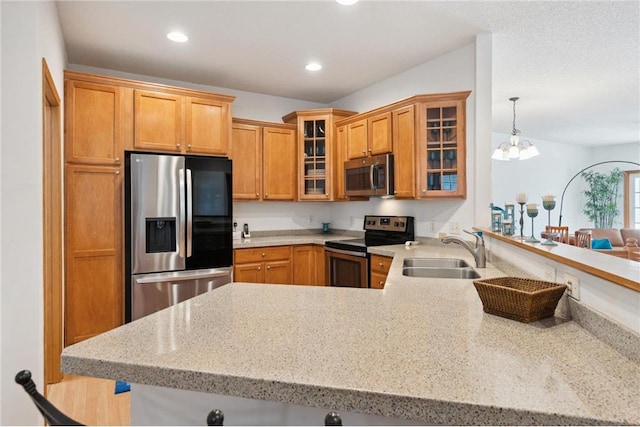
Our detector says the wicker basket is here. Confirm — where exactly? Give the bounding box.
[472,277,567,323]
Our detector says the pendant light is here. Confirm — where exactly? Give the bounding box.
[492,97,540,161]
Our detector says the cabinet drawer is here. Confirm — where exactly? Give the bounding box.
[370,254,392,274]
[234,246,292,263]
[370,271,387,289]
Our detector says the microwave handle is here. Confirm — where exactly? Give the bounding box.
[370,165,375,190]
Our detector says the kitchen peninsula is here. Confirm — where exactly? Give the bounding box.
[61,240,640,426]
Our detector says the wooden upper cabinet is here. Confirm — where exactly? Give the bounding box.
[134,89,183,152]
[185,96,230,155]
[230,121,262,200]
[335,124,348,200]
[134,89,233,155]
[416,91,470,199]
[230,119,296,201]
[392,105,416,199]
[65,80,125,165]
[346,118,368,159]
[282,109,357,201]
[263,126,296,200]
[368,112,393,156]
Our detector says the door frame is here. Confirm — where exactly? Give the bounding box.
[42,58,63,385]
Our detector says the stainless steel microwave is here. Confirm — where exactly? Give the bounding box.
[344,154,394,197]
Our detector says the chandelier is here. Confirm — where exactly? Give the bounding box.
[492,97,540,161]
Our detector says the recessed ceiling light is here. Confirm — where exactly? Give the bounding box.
[336,0,359,5]
[305,62,322,71]
[167,32,188,43]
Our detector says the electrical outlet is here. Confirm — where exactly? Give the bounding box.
[542,264,556,282]
[429,221,436,232]
[564,273,581,300]
[449,221,460,234]
[308,215,313,224]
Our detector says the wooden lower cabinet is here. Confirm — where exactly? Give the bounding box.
[64,164,123,345]
[370,254,393,289]
[235,245,325,286]
[314,245,326,286]
[292,245,326,286]
[234,246,292,284]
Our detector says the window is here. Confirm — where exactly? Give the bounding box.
[625,170,640,229]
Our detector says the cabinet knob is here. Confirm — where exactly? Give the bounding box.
[379,281,384,286]
[115,171,120,175]
[257,267,261,271]
[256,193,260,197]
[262,252,266,257]
[176,143,181,148]
[267,265,271,270]
[368,148,372,152]
[422,189,426,193]
[265,193,269,197]
[114,157,120,163]
[362,150,366,154]
[379,262,384,267]
[187,144,192,149]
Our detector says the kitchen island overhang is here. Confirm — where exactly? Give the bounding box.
[61,245,640,426]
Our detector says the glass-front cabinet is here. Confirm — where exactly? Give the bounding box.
[302,118,327,197]
[283,109,357,201]
[417,91,470,198]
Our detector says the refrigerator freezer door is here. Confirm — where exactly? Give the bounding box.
[131,267,232,321]
[130,153,185,274]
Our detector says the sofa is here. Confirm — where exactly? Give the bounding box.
[576,228,640,258]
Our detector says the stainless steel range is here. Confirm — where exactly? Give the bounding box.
[324,215,415,288]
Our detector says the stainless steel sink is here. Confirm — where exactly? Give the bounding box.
[402,266,480,279]
[403,258,470,268]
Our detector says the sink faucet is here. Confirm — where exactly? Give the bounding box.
[441,230,486,268]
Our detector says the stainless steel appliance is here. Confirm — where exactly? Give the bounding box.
[325,215,414,288]
[125,152,233,321]
[344,154,394,197]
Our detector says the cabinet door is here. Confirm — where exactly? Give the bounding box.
[368,112,393,156]
[417,99,467,198]
[65,80,124,165]
[346,119,368,159]
[234,262,265,283]
[265,260,292,284]
[134,89,183,152]
[370,272,387,289]
[299,118,329,200]
[334,124,348,200]
[185,97,229,155]
[263,127,296,200]
[230,123,262,200]
[314,245,326,286]
[64,165,122,345]
[293,245,315,285]
[392,105,416,199]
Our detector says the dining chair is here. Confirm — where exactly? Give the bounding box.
[574,230,592,249]
[627,245,640,262]
[545,225,569,244]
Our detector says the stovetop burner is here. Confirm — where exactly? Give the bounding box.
[325,215,414,253]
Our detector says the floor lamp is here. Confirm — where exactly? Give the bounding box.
[558,160,640,227]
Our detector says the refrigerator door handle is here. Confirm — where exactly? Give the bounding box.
[134,268,232,284]
[178,168,186,258]
[186,168,193,258]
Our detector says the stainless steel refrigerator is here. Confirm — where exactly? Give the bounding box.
[125,152,233,321]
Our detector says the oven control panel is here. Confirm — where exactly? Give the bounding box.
[363,215,411,232]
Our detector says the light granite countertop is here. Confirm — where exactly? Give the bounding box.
[61,236,640,425]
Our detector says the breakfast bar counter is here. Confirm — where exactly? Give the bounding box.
[61,243,640,425]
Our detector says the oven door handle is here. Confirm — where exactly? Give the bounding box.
[325,247,367,258]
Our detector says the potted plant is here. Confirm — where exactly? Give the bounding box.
[581,167,624,228]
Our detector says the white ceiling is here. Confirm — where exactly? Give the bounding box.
[55,0,640,147]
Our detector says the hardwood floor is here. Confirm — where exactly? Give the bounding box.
[46,375,130,425]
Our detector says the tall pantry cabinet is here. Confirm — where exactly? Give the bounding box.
[63,71,234,345]
[64,75,127,345]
